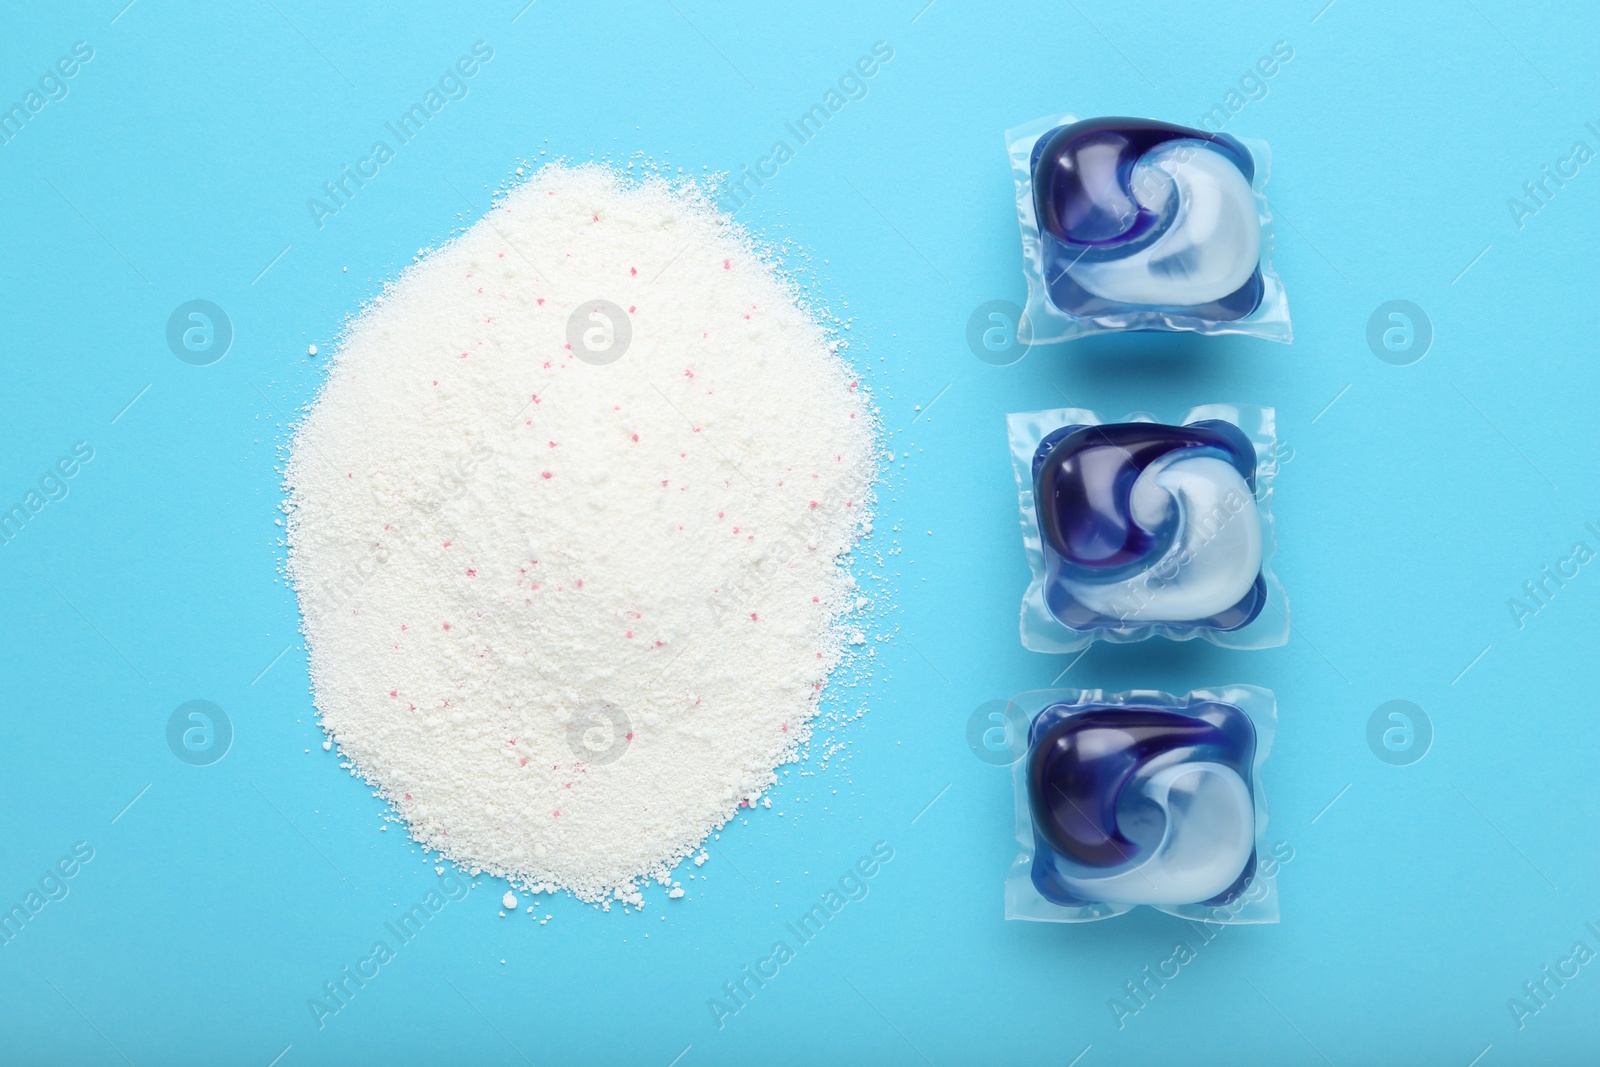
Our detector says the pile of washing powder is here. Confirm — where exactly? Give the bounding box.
[284,163,878,905]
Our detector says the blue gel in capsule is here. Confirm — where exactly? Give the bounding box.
[1031,420,1266,633]
[1026,699,1259,908]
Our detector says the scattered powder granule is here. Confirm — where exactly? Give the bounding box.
[285,162,878,905]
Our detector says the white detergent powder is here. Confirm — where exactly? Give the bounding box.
[285,163,878,905]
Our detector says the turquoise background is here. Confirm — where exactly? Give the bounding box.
[3,0,1598,1063]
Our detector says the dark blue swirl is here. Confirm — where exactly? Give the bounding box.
[1031,421,1265,631]
[1029,117,1262,319]
[1026,700,1258,908]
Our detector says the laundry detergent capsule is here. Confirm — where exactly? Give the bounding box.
[1007,405,1287,652]
[1005,686,1279,924]
[1006,114,1291,344]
